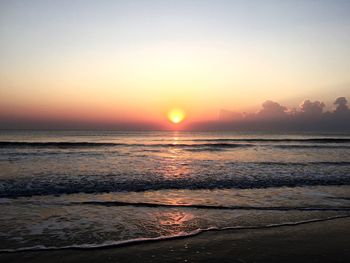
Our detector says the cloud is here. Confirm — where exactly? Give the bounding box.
[190,96,350,131]
[257,100,288,119]
[299,100,325,116]
[334,97,349,114]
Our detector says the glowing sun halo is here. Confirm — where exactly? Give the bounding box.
[168,108,186,124]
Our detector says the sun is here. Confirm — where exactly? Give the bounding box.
[167,108,186,124]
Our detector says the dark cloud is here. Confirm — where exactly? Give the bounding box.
[334,97,349,114]
[299,100,325,116]
[257,100,288,119]
[189,97,350,132]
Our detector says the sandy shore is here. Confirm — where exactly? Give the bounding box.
[1,217,349,263]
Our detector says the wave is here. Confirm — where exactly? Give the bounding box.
[1,175,350,198]
[0,141,123,148]
[0,141,252,148]
[252,161,350,166]
[184,144,350,150]
[274,145,350,149]
[65,200,350,211]
[1,141,350,150]
[1,214,349,253]
[191,138,350,143]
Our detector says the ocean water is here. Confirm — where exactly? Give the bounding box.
[0,130,350,252]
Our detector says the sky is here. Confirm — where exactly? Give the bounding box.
[1,0,350,130]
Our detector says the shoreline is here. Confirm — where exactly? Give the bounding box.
[1,216,349,263]
[1,214,349,253]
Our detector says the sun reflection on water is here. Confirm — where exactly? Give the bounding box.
[158,211,195,226]
[154,132,192,179]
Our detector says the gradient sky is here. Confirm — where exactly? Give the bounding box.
[1,0,350,128]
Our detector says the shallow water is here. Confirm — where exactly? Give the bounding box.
[0,131,349,251]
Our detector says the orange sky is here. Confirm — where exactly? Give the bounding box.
[1,1,350,129]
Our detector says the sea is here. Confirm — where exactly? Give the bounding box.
[0,130,349,252]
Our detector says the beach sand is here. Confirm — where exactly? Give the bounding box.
[1,216,349,263]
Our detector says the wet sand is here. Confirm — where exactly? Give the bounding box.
[1,217,349,263]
